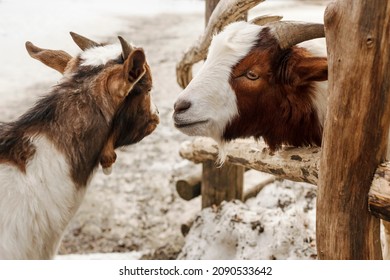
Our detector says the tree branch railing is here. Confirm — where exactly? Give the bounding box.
[178,137,390,222]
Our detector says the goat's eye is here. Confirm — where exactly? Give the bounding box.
[245,70,259,80]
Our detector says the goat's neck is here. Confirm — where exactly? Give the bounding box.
[0,82,117,187]
[262,84,323,150]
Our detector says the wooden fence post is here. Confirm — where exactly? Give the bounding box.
[201,160,244,208]
[317,0,390,259]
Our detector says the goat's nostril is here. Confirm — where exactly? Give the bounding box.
[174,100,191,113]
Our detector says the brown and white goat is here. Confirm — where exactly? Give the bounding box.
[173,21,327,158]
[0,33,159,259]
[173,20,390,259]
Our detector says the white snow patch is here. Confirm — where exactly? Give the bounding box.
[178,181,317,260]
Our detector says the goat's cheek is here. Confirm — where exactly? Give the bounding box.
[234,78,263,96]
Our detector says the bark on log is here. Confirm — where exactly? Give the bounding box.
[317,1,390,259]
[205,0,221,26]
[179,137,321,185]
[369,162,390,222]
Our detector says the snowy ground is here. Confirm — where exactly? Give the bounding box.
[0,0,329,259]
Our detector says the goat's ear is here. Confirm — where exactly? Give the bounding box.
[25,41,72,74]
[291,56,328,84]
[123,49,146,84]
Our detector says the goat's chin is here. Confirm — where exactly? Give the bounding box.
[174,120,210,136]
[174,119,229,166]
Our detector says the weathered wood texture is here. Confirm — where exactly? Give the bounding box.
[180,137,390,216]
[176,167,275,201]
[176,172,202,201]
[201,160,244,208]
[317,1,390,259]
[369,162,390,222]
[206,0,247,26]
[180,137,321,184]
[176,0,264,89]
[205,0,221,26]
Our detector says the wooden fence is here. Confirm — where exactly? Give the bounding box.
[175,0,390,260]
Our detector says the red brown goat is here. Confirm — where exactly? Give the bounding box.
[173,21,327,157]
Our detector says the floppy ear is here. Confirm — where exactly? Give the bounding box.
[290,56,328,85]
[123,49,146,84]
[25,41,72,74]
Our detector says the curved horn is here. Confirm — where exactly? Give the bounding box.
[118,36,134,60]
[265,21,325,50]
[70,32,99,50]
[249,15,283,26]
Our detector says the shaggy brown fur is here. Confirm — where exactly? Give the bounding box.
[0,36,159,187]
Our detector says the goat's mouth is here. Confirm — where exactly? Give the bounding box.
[174,119,209,129]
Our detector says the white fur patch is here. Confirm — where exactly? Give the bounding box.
[173,21,262,145]
[0,136,86,259]
[297,39,328,127]
[312,81,328,126]
[80,44,122,67]
[103,166,112,175]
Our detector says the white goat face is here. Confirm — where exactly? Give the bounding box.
[173,22,263,143]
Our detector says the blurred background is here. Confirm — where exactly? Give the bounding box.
[0,0,328,259]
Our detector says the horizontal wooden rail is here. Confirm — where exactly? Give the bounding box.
[179,137,390,221]
[179,137,321,185]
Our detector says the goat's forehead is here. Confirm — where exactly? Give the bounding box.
[80,44,123,67]
[208,22,263,60]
